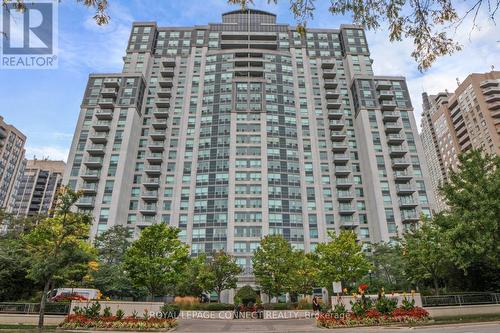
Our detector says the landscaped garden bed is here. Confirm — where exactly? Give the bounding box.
[317,285,430,328]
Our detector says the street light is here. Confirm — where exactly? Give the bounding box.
[368,269,373,286]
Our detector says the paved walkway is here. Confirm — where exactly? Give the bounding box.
[173,319,500,333]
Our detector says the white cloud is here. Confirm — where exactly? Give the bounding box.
[25,146,69,162]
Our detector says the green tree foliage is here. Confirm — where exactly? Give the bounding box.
[252,235,297,302]
[315,231,371,289]
[290,251,318,296]
[94,225,131,265]
[176,254,207,297]
[199,250,242,302]
[234,285,258,305]
[228,0,499,70]
[23,187,95,328]
[400,218,449,295]
[124,224,189,298]
[367,241,409,292]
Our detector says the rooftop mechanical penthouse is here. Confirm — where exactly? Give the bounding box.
[64,9,435,291]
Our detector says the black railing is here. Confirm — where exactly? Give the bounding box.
[422,293,500,307]
[0,303,70,315]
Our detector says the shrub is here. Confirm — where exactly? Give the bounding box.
[204,303,234,311]
[83,301,101,319]
[350,296,372,317]
[331,302,347,317]
[115,309,125,320]
[161,303,180,318]
[174,296,199,310]
[375,296,398,315]
[401,296,416,311]
[262,303,294,310]
[234,285,257,306]
[297,299,312,310]
[103,306,112,318]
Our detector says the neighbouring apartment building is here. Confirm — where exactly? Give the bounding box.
[0,115,26,211]
[64,9,435,296]
[11,159,66,216]
[421,71,500,211]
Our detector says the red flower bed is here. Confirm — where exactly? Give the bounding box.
[60,314,177,330]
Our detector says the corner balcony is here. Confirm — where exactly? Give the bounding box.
[98,98,115,109]
[86,144,106,155]
[396,184,416,194]
[376,80,392,90]
[101,88,117,98]
[152,119,168,129]
[387,134,405,144]
[324,79,338,89]
[392,158,411,169]
[380,100,397,110]
[95,110,113,120]
[329,120,345,130]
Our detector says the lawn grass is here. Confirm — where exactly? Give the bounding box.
[431,313,500,325]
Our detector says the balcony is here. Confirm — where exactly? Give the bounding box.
[146,153,163,163]
[482,86,500,95]
[75,197,95,207]
[387,134,405,144]
[399,198,418,207]
[160,67,175,78]
[103,78,120,88]
[328,110,343,119]
[143,178,160,188]
[336,178,353,188]
[80,183,98,194]
[323,69,337,79]
[81,170,100,181]
[378,90,394,100]
[95,110,113,120]
[394,171,413,181]
[325,91,341,100]
[329,120,345,130]
[152,119,168,129]
[321,61,335,69]
[380,100,397,110]
[488,101,500,110]
[101,88,117,98]
[84,157,103,168]
[0,128,6,139]
[148,141,165,152]
[158,78,173,88]
[401,212,419,223]
[157,88,172,98]
[150,131,166,140]
[98,98,115,109]
[89,132,108,144]
[142,191,159,201]
[87,144,106,155]
[153,109,169,119]
[385,122,403,133]
[389,146,407,157]
[392,158,410,169]
[339,205,356,215]
[333,154,350,164]
[330,131,347,141]
[332,142,349,152]
[337,191,355,201]
[335,166,351,176]
[92,121,111,132]
[382,111,400,122]
[376,80,392,90]
[396,184,416,194]
[324,79,338,89]
[326,100,342,110]
[155,98,170,108]
[140,204,157,215]
[161,57,176,67]
[145,165,162,175]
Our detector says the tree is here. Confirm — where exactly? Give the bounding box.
[290,251,318,297]
[176,254,207,297]
[94,225,130,265]
[437,150,500,273]
[199,250,242,303]
[315,231,371,290]
[23,186,95,328]
[124,224,189,299]
[2,0,109,25]
[368,241,409,292]
[229,0,499,70]
[252,235,297,302]
[400,218,449,295]
[234,285,257,305]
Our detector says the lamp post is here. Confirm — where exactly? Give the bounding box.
[368,269,373,287]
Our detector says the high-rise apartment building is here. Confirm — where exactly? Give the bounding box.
[11,159,66,216]
[0,115,26,211]
[64,9,434,294]
[421,71,500,211]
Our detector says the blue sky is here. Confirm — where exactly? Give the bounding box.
[0,0,498,161]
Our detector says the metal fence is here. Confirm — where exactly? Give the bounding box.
[0,303,70,315]
[422,293,500,307]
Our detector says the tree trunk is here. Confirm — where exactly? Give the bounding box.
[38,279,51,329]
[433,276,439,296]
[216,291,221,303]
